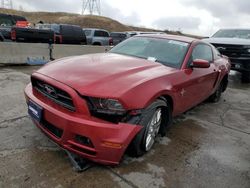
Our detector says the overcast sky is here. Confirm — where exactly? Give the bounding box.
[11,0,250,36]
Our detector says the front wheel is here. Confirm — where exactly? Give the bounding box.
[128,99,172,157]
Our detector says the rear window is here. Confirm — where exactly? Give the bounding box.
[94,30,109,37]
[0,15,14,26]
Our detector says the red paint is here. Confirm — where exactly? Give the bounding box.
[24,35,230,165]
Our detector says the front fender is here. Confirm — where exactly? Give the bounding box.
[120,77,176,112]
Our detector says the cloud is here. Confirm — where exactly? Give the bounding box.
[183,0,250,17]
[13,0,141,25]
[101,1,141,25]
[182,0,250,33]
[7,0,250,36]
[14,0,82,13]
[153,16,201,31]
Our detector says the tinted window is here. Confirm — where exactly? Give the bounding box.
[0,15,14,26]
[94,30,109,37]
[192,44,213,62]
[110,33,119,38]
[110,37,189,68]
[37,24,52,30]
[110,33,126,38]
[61,25,73,35]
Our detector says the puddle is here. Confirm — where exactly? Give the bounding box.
[121,164,166,188]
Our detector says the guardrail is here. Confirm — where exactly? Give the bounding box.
[0,42,111,65]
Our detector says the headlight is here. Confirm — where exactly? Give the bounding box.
[89,98,126,115]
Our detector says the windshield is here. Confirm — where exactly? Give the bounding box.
[212,29,250,39]
[109,37,189,68]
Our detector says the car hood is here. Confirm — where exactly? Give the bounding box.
[36,53,177,97]
[203,37,250,45]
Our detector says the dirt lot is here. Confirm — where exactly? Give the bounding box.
[0,66,249,188]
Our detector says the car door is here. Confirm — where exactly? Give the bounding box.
[94,30,109,45]
[72,26,83,44]
[176,43,219,112]
[110,33,119,45]
[61,25,73,44]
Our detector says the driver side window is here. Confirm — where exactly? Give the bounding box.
[191,44,213,62]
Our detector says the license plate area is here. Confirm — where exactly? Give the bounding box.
[28,100,43,122]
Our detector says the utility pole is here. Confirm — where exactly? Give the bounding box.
[82,0,101,15]
[1,0,13,9]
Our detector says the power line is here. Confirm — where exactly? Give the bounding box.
[82,0,101,15]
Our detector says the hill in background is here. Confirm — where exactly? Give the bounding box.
[0,8,202,38]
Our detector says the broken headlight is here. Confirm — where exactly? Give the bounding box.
[89,98,126,115]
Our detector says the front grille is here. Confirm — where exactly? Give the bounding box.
[41,119,63,138]
[31,77,75,111]
[212,43,250,58]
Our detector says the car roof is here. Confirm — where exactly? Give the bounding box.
[135,34,197,43]
[83,28,109,32]
[110,32,127,34]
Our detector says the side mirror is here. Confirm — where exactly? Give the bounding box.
[191,59,210,68]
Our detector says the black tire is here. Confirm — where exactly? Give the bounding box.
[128,99,172,157]
[209,82,223,103]
[241,71,250,83]
[0,34,4,42]
[93,42,101,46]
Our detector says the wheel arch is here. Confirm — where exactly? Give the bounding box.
[157,95,174,112]
[92,42,101,46]
[221,74,229,92]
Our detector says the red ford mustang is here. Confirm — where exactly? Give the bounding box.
[25,34,231,165]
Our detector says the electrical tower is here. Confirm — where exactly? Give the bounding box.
[1,0,13,9]
[82,0,101,15]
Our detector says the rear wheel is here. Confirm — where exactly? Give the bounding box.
[128,99,172,157]
[93,42,101,46]
[209,82,223,103]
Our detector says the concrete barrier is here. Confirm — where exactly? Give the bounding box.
[52,44,111,60]
[0,42,111,65]
[0,42,50,65]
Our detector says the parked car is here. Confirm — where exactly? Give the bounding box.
[36,24,87,45]
[126,31,164,37]
[83,28,113,46]
[25,34,230,165]
[204,29,250,82]
[0,13,28,41]
[110,32,130,45]
[11,27,54,43]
